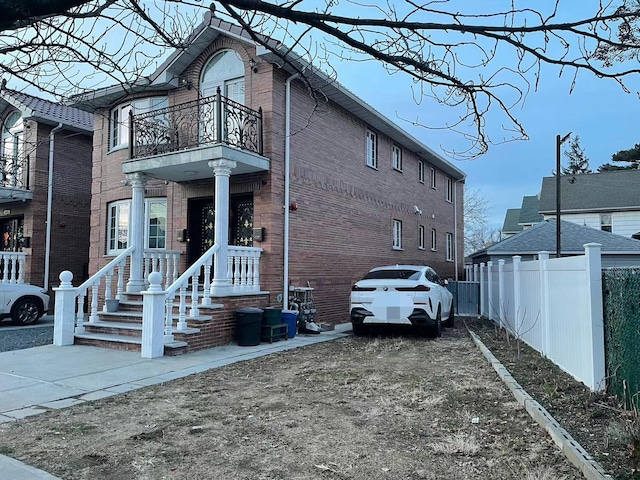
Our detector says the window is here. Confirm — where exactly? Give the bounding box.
[201,50,245,101]
[107,198,167,254]
[392,145,402,171]
[600,214,612,232]
[393,219,402,249]
[446,177,454,202]
[1,111,23,187]
[446,232,454,261]
[418,225,425,249]
[431,228,437,251]
[366,130,377,168]
[430,167,436,188]
[110,97,168,150]
[418,160,425,183]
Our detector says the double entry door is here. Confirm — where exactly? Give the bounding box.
[187,194,254,266]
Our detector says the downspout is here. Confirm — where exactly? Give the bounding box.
[45,122,64,290]
[453,179,460,282]
[283,73,299,310]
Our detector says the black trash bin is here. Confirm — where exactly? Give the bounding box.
[236,307,264,346]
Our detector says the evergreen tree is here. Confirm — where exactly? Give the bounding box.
[598,143,640,171]
[562,135,592,175]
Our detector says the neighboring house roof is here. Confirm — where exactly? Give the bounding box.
[71,14,465,181]
[0,88,93,132]
[538,169,640,214]
[502,208,523,234]
[471,219,640,258]
[518,195,543,225]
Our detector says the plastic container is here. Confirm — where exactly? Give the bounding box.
[236,307,263,346]
[262,307,284,342]
[281,309,298,339]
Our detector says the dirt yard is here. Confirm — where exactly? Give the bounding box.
[1,322,585,479]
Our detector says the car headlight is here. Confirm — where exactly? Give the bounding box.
[39,289,48,295]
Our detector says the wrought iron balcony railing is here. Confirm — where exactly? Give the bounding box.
[130,88,263,159]
[0,154,29,189]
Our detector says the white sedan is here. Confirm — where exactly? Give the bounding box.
[350,265,454,337]
[0,283,50,326]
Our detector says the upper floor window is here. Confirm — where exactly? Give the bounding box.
[392,145,402,171]
[393,219,402,250]
[418,225,425,250]
[446,232,454,261]
[1,111,24,187]
[418,160,425,183]
[431,228,437,251]
[430,167,436,189]
[107,198,167,255]
[110,97,168,150]
[600,213,612,232]
[366,130,377,169]
[446,177,454,202]
[201,49,245,103]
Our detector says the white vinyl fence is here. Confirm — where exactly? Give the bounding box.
[477,243,605,391]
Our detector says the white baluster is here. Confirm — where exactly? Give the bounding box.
[8,253,16,283]
[0,256,6,283]
[164,298,174,342]
[75,294,86,333]
[179,284,188,330]
[164,253,171,289]
[253,252,261,291]
[143,256,150,288]
[202,259,212,306]
[227,254,234,286]
[240,254,248,287]
[104,271,113,311]
[190,272,200,318]
[247,254,255,288]
[89,284,99,322]
[17,255,25,283]
[117,262,125,300]
[172,252,179,283]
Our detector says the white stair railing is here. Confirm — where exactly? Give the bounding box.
[0,252,27,284]
[143,249,181,289]
[228,246,263,292]
[73,246,134,332]
[162,244,220,342]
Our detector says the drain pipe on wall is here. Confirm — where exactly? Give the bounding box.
[44,122,64,291]
[283,73,299,310]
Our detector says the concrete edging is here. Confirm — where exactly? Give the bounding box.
[469,330,613,480]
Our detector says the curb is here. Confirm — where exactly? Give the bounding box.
[469,330,613,480]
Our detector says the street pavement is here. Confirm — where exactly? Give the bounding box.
[0,322,351,479]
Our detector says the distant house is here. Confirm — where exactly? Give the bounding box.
[500,208,523,239]
[0,88,93,290]
[500,195,543,239]
[470,219,640,268]
[538,169,640,238]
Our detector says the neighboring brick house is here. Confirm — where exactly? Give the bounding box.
[71,14,465,335]
[0,87,93,292]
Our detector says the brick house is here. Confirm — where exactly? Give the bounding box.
[0,88,93,292]
[63,15,465,355]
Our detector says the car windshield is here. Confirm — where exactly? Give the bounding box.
[363,269,422,281]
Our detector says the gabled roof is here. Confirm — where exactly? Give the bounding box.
[518,195,543,225]
[538,169,640,214]
[0,89,93,132]
[502,208,523,233]
[476,219,640,257]
[71,14,465,180]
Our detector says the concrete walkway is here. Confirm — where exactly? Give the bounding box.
[0,325,351,479]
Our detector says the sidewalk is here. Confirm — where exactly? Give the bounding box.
[0,324,351,479]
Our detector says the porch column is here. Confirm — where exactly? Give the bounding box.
[126,172,148,293]
[209,159,236,295]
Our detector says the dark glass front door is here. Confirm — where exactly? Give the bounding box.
[0,217,24,251]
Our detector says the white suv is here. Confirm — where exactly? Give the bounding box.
[0,283,50,326]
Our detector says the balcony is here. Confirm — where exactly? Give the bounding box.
[126,90,269,182]
[0,154,32,203]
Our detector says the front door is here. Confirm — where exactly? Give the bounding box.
[0,217,24,252]
[187,194,254,266]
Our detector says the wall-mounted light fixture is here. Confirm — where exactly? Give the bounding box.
[120,179,129,186]
[179,77,192,90]
[289,202,298,211]
[249,58,258,73]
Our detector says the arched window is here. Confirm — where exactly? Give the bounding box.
[200,50,245,104]
[2,111,22,159]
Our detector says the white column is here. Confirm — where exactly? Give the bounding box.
[209,159,236,295]
[126,172,147,293]
[53,271,76,346]
[141,272,166,358]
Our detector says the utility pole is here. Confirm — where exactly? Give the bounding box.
[556,132,572,259]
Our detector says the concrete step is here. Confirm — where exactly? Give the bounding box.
[74,332,188,353]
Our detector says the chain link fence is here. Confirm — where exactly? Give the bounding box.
[603,267,640,410]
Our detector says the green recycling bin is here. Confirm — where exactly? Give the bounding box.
[236,307,263,346]
[262,307,284,342]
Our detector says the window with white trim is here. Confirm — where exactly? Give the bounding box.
[600,213,612,232]
[430,167,436,188]
[107,198,167,254]
[446,232,454,261]
[110,97,168,150]
[392,145,402,171]
[418,160,425,183]
[431,228,437,251]
[393,219,402,250]
[418,225,425,249]
[366,129,377,168]
[446,177,454,202]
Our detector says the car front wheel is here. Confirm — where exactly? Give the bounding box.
[11,297,42,326]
